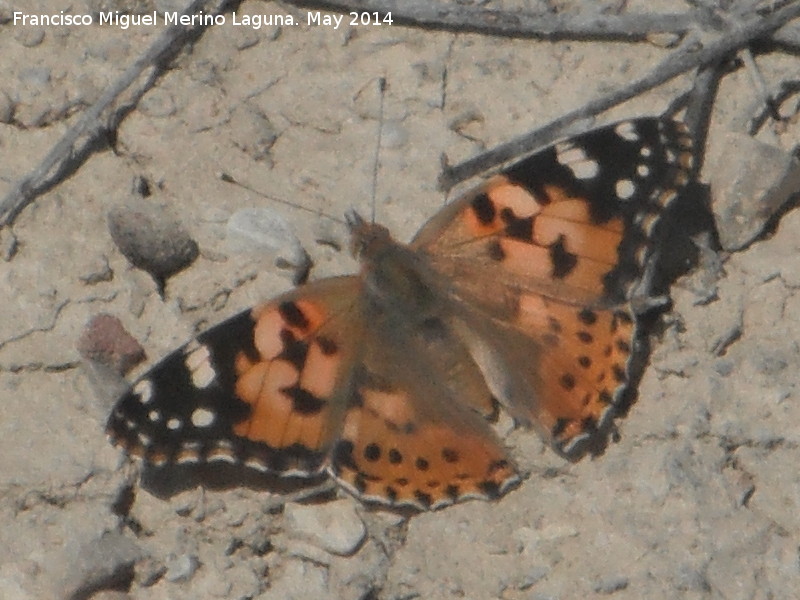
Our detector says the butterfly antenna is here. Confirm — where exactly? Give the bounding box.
[219,172,345,225]
[369,77,387,224]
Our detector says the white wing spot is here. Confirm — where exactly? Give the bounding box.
[147,410,161,422]
[556,143,587,164]
[571,158,600,179]
[640,146,652,158]
[191,407,216,428]
[555,143,599,179]
[615,179,636,200]
[137,432,152,447]
[637,164,650,177]
[245,458,270,472]
[666,148,677,163]
[184,343,216,389]
[134,380,153,404]
[167,418,182,430]
[615,122,640,141]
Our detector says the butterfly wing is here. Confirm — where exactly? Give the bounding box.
[328,293,519,510]
[107,276,364,477]
[411,118,693,454]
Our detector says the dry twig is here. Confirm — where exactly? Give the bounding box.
[290,0,698,40]
[439,1,800,190]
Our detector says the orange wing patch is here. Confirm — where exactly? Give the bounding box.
[331,384,518,510]
[516,294,635,451]
[230,285,359,472]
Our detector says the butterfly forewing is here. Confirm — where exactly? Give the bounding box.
[107,276,364,477]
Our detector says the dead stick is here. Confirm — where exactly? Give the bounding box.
[290,0,697,40]
[439,2,800,190]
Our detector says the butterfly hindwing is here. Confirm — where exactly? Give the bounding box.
[328,296,519,510]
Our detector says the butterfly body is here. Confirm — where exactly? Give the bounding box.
[107,118,693,510]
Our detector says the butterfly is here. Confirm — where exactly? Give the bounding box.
[107,118,693,510]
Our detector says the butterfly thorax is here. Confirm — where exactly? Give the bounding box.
[348,213,439,317]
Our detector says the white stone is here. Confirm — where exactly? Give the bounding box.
[283,500,366,556]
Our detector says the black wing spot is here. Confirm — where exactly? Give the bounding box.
[550,235,578,278]
[578,356,592,368]
[478,480,501,499]
[388,448,403,464]
[415,457,430,471]
[471,193,496,225]
[504,215,534,242]
[279,301,309,330]
[414,490,433,508]
[283,386,326,414]
[486,239,506,261]
[560,373,577,390]
[316,336,338,355]
[577,331,594,344]
[363,443,381,462]
[278,331,308,370]
[333,440,357,472]
[578,309,597,325]
[441,448,460,463]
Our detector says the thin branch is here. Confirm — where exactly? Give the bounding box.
[439,2,800,190]
[289,0,698,41]
[0,0,235,229]
[683,60,727,172]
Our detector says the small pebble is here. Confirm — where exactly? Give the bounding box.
[283,500,366,556]
[709,132,800,251]
[108,201,199,296]
[164,554,199,583]
[77,314,145,376]
[226,207,310,282]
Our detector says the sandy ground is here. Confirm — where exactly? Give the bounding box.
[2,0,800,599]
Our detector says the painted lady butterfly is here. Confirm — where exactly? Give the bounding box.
[107,118,693,510]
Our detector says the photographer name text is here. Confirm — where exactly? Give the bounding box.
[13,11,393,30]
